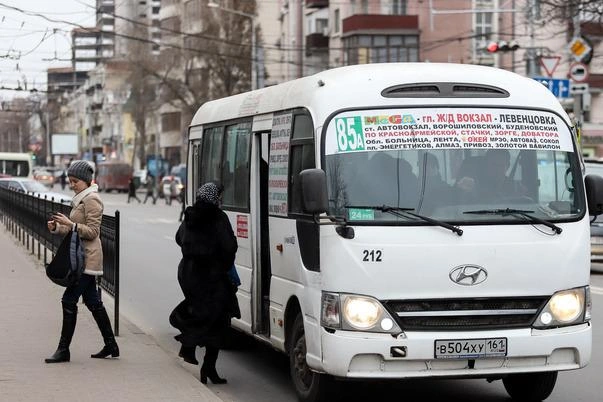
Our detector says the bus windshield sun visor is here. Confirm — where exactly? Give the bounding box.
[463,208,562,234]
[345,205,463,236]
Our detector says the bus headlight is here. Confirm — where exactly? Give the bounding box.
[321,292,401,333]
[534,287,589,328]
[343,296,381,329]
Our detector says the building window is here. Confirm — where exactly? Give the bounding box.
[316,18,328,34]
[183,0,202,31]
[161,112,181,132]
[392,0,407,15]
[360,0,369,13]
[474,0,494,64]
[334,9,340,33]
[344,35,419,65]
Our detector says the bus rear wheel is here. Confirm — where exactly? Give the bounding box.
[289,314,333,402]
[503,371,557,401]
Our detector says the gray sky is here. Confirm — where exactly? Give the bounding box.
[0,0,95,98]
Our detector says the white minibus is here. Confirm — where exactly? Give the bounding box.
[186,63,603,401]
[0,152,33,178]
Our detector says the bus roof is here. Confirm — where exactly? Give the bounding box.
[0,152,32,160]
[191,63,569,128]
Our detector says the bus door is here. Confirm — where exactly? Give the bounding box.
[251,131,272,335]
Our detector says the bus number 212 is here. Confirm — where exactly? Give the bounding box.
[363,249,383,262]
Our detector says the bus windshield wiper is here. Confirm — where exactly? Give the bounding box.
[463,208,562,234]
[346,205,463,236]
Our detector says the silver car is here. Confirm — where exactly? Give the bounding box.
[0,177,72,204]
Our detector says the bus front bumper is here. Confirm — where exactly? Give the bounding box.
[317,324,591,378]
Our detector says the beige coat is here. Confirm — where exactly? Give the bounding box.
[53,186,104,275]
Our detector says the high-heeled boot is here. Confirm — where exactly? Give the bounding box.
[200,346,227,384]
[45,302,77,363]
[178,344,198,365]
[89,304,120,358]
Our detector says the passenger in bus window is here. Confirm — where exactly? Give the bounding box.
[170,182,239,385]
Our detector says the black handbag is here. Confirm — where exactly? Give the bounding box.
[46,227,85,287]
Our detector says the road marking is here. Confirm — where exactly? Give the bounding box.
[591,286,603,295]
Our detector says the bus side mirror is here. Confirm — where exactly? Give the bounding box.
[585,174,603,216]
[300,168,328,214]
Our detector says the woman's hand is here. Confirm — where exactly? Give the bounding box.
[47,220,57,231]
[52,212,73,227]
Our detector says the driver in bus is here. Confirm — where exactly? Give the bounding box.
[456,149,521,200]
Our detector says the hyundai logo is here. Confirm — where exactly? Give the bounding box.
[449,265,488,286]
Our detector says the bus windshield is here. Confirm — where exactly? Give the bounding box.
[324,107,584,224]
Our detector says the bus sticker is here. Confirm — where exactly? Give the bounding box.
[325,108,573,155]
[268,112,293,216]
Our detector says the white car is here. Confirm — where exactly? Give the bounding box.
[0,178,72,204]
[585,160,603,261]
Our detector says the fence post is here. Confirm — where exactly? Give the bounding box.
[114,210,120,337]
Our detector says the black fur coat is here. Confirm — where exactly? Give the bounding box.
[169,200,239,348]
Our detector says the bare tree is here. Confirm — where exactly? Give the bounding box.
[122,23,158,168]
[540,1,603,25]
[146,0,259,122]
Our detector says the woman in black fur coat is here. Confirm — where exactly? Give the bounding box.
[170,182,239,384]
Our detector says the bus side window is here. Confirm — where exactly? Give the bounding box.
[200,127,224,185]
[221,122,251,210]
[289,114,315,214]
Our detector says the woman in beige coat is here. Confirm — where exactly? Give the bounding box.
[45,160,120,363]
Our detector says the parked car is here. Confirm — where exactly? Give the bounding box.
[0,177,71,204]
[159,175,183,199]
[584,160,603,261]
[33,169,55,187]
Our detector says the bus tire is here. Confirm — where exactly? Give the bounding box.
[502,371,557,401]
[289,314,333,402]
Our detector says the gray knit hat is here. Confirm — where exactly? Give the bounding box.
[67,160,94,184]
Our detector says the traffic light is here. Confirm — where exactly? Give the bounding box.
[486,40,520,53]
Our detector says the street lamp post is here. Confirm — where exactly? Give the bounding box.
[208,1,256,90]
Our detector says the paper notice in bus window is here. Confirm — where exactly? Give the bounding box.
[324,108,574,155]
[268,112,292,217]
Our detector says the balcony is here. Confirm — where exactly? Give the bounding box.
[342,14,418,35]
[306,0,328,8]
[305,32,329,56]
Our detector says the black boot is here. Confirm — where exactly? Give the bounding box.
[45,302,77,363]
[89,305,120,359]
[179,344,199,365]
[200,347,227,384]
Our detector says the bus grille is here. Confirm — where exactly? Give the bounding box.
[383,297,548,331]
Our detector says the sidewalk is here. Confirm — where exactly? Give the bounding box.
[0,226,223,402]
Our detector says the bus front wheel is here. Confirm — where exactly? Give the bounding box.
[289,314,333,402]
[503,371,557,401]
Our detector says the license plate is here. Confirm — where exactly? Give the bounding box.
[434,338,507,359]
